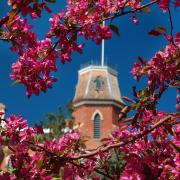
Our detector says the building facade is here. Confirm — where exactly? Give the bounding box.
[73,65,124,149]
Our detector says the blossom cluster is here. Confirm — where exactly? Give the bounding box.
[131,33,180,90]
[0,115,51,179]
[10,38,57,97]
[2,0,179,97]
[1,109,179,179]
[3,15,36,55]
[0,114,114,179]
[7,0,51,19]
[107,110,180,179]
[0,115,85,179]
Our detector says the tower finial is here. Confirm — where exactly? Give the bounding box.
[101,21,105,67]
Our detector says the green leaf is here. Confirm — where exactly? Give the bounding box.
[156,26,166,34]
[109,24,120,37]
[171,143,180,153]
[46,113,56,120]
[70,32,77,42]
[88,7,95,15]
[148,81,155,94]
[8,10,18,26]
[11,80,20,86]
[143,7,151,13]
[37,159,43,168]
[0,126,5,132]
[129,103,137,110]
[138,90,144,97]
[149,26,166,36]
[37,51,46,58]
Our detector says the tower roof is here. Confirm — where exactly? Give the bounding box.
[73,65,124,108]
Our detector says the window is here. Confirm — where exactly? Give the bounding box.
[93,114,101,139]
[94,76,105,92]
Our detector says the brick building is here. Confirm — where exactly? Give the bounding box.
[72,64,124,149]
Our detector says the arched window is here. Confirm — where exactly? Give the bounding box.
[93,114,101,139]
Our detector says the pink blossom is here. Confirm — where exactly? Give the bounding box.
[131,15,139,25]
[158,0,171,12]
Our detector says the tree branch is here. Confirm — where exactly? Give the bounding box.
[0,8,21,28]
[0,37,10,41]
[104,0,159,21]
[69,160,114,179]
[0,16,9,28]
[71,114,174,160]
[167,7,178,48]
[46,0,160,59]
[168,8,173,37]
[94,168,114,179]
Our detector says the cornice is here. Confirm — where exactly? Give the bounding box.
[73,99,125,108]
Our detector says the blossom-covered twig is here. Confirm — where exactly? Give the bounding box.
[71,114,174,160]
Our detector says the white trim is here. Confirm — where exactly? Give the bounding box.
[91,110,103,120]
[79,65,118,76]
[114,75,124,103]
[73,100,124,108]
[84,71,92,97]
[106,70,114,99]
[73,74,80,101]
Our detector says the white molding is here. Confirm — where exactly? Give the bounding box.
[84,71,92,97]
[79,65,118,76]
[73,74,80,101]
[91,110,103,120]
[73,100,124,108]
[106,70,114,99]
[115,75,124,103]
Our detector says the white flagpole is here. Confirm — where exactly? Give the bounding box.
[101,21,105,67]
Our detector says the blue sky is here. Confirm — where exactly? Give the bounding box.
[0,1,179,125]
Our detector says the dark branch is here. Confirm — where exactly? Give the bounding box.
[104,0,159,21]
[72,114,175,160]
[168,8,173,37]
[69,160,114,179]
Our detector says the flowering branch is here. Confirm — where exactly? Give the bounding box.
[168,8,173,37]
[70,160,114,179]
[167,7,178,48]
[71,114,175,160]
[104,0,159,21]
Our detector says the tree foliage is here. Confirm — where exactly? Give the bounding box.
[35,102,74,142]
[34,107,66,142]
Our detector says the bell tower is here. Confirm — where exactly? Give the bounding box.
[73,21,124,149]
[72,64,124,149]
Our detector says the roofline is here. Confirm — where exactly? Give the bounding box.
[78,65,118,76]
[73,99,125,108]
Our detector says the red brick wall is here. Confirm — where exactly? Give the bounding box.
[73,104,121,149]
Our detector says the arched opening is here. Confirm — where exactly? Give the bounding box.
[93,114,101,139]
